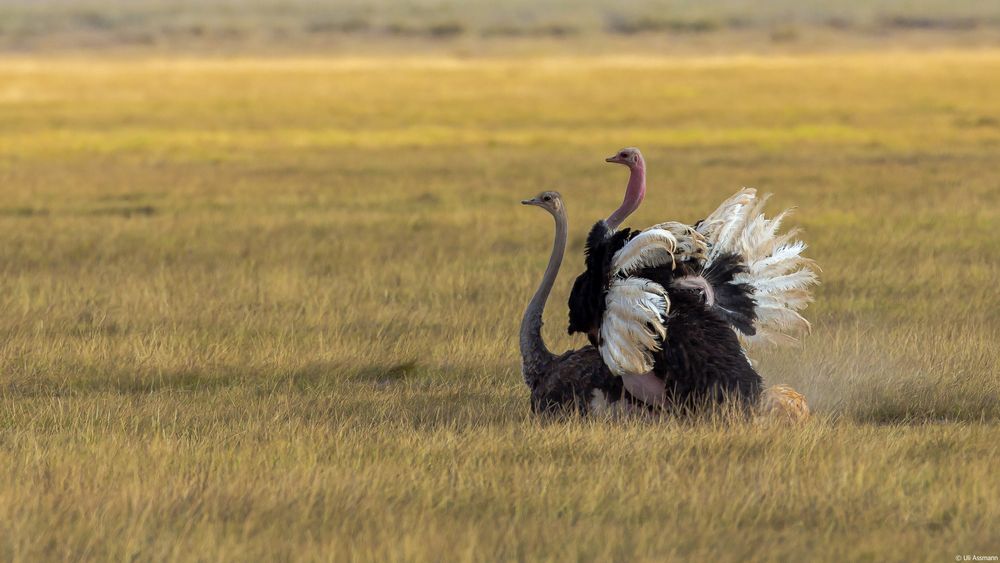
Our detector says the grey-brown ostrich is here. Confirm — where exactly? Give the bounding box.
[519,191,626,414]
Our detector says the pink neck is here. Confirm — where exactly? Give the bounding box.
[605,160,646,230]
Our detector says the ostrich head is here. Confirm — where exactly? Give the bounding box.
[521,191,563,215]
[605,147,643,168]
[604,147,646,230]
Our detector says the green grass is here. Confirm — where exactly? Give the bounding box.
[1,52,999,560]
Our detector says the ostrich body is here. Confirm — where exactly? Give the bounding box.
[567,147,818,412]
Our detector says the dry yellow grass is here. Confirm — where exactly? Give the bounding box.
[0,52,998,561]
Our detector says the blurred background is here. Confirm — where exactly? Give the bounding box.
[2,0,999,54]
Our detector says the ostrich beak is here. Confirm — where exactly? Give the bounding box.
[521,198,540,206]
[606,154,624,164]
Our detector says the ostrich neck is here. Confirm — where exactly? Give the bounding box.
[605,162,646,230]
[520,209,567,376]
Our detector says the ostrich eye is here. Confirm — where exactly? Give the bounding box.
[619,152,628,158]
[543,195,551,201]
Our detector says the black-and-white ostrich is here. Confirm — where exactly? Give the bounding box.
[566,147,818,412]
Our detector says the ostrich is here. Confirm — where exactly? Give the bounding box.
[519,190,793,418]
[566,147,818,412]
[518,191,627,415]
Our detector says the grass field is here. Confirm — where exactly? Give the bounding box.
[1,52,999,560]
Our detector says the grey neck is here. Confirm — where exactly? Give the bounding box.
[520,206,567,378]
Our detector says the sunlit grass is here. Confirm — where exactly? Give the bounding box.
[0,53,998,561]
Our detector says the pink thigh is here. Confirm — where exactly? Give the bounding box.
[621,371,665,405]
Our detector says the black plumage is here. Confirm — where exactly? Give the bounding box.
[567,220,634,342]
[700,251,757,336]
[655,288,762,411]
[565,221,763,411]
[529,345,627,415]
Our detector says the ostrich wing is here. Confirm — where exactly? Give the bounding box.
[597,223,707,376]
[611,222,707,275]
[598,276,669,376]
[568,220,707,377]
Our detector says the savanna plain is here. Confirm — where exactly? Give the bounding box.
[1,51,999,561]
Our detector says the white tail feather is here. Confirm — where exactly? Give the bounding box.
[752,269,818,293]
[697,188,756,249]
[698,189,819,347]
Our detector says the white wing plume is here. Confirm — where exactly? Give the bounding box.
[611,222,706,276]
[598,277,669,377]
